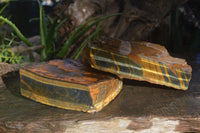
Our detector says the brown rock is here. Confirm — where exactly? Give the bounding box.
[127,118,152,131]
[5,121,25,130]
[0,63,21,92]
[175,119,200,132]
[84,37,192,90]
[20,59,122,113]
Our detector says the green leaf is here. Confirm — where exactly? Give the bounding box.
[55,18,67,31]
[45,18,58,59]
[0,3,8,14]
[44,18,67,60]
[56,13,122,58]
[72,22,102,60]
[0,16,33,46]
[29,17,40,22]
[38,1,47,60]
[56,16,101,58]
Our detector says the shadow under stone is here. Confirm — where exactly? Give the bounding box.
[2,71,21,97]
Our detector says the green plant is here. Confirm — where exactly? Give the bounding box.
[0,3,9,39]
[56,13,122,60]
[0,1,121,61]
[0,3,8,14]
[0,1,66,61]
[71,22,102,60]
[0,16,34,47]
[0,2,22,64]
[0,35,23,64]
[38,0,67,61]
[0,2,33,46]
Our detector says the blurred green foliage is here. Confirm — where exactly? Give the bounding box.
[0,3,23,64]
[0,34,23,64]
[0,0,121,63]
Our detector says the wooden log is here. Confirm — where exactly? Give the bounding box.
[84,37,192,90]
[20,59,122,113]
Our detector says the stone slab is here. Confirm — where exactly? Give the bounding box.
[84,37,192,90]
[20,59,122,113]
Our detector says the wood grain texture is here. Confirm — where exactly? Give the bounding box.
[20,59,122,113]
[84,37,192,90]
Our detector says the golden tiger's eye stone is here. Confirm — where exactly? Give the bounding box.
[20,59,122,113]
[84,37,192,90]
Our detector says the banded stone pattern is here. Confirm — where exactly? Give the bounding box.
[20,59,122,113]
[87,38,192,90]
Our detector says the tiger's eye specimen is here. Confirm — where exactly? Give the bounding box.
[84,37,192,90]
[20,59,122,113]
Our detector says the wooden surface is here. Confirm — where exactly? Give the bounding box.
[0,38,196,132]
[20,59,122,113]
[84,37,192,90]
[0,55,200,132]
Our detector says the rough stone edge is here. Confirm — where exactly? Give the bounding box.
[0,63,30,92]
